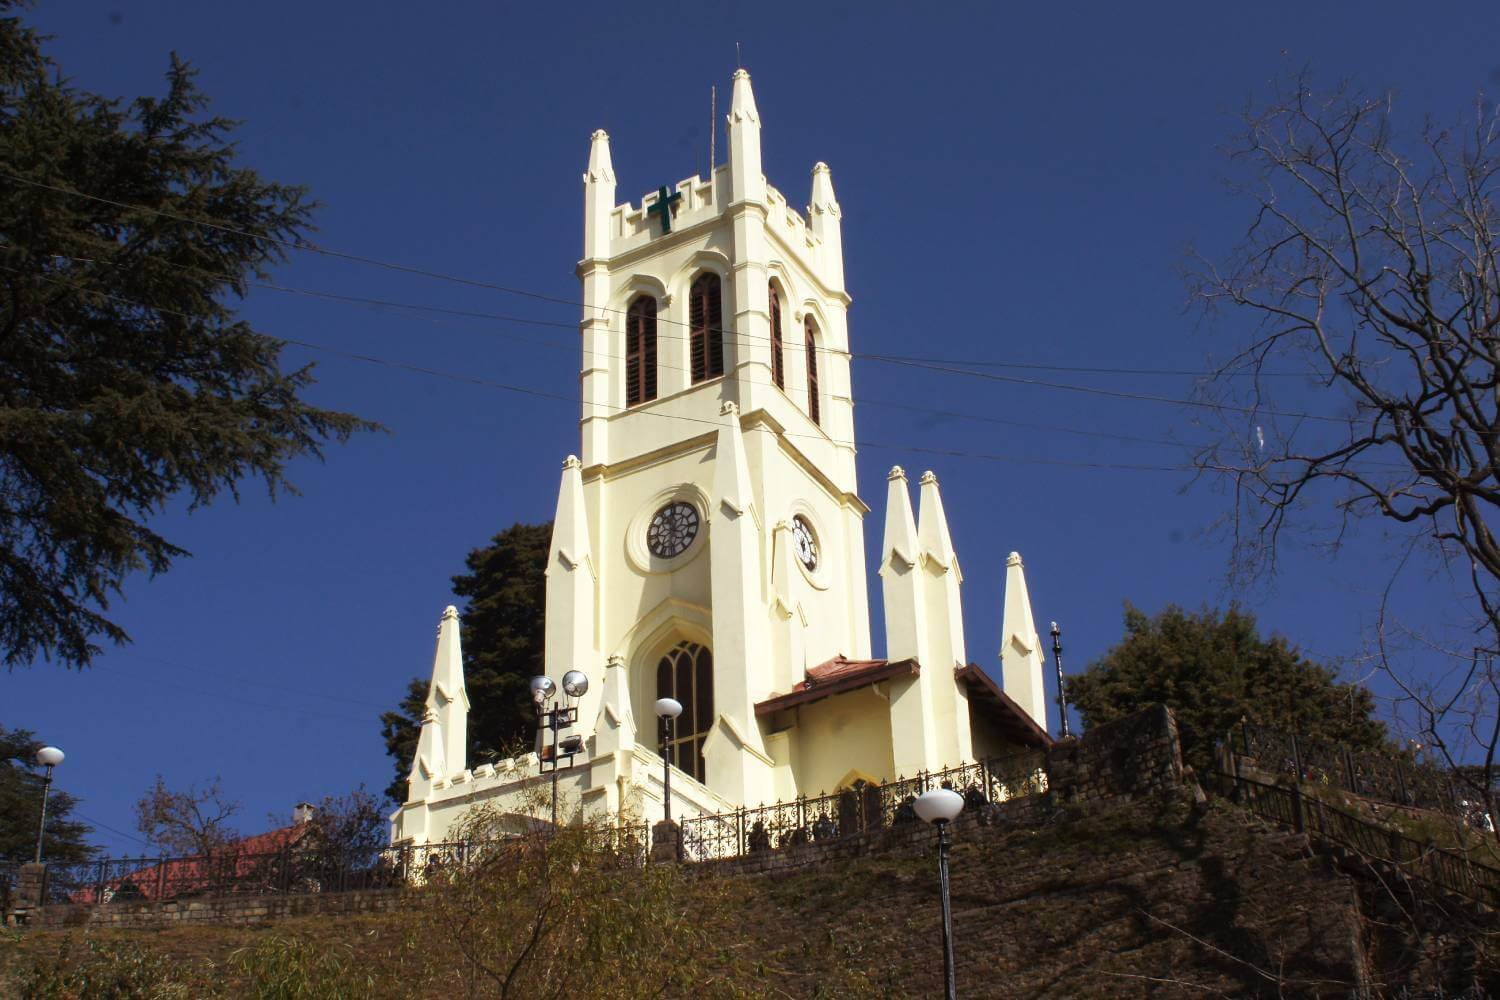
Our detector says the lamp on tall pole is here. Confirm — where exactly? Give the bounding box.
[1050,621,1071,739]
[654,698,683,822]
[531,673,589,829]
[914,787,963,1000]
[33,746,65,865]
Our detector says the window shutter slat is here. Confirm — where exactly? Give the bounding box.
[708,277,724,378]
[806,319,820,426]
[626,296,657,406]
[690,273,723,383]
[769,283,784,389]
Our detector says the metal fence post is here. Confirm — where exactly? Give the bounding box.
[1342,747,1359,794]
[1395,758,1409,805]
[95,858,107,903]
[156,858,167,901]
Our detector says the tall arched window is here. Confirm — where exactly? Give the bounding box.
[626,296,657,407]
[657,641,713,782]
[805,318,821,426]
[768,282,785,389]
[689,273,724,383]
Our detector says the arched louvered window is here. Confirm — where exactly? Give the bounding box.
[769,282,785,389]
[626,295,658,407]
[689,273,725,383]
[805,318,821,426]
[657,641,713,782]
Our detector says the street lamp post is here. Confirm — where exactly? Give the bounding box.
[530,672,589,829]
[33,746,65,865]
[654,698,683,822]
[915,787,964,1000]
[1050,621,1071,739]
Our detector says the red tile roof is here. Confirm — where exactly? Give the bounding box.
[755,655,918,716]
[956,664,1053,749]
[70,823,313,903]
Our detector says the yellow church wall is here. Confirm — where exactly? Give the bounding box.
[784,688,897,798]
[970,716,1026,764]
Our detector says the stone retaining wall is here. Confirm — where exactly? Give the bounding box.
[21,885,409,931]
[11,704,1185,930]
[709,703,1187,876]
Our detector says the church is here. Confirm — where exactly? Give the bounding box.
[390,70,1054,846]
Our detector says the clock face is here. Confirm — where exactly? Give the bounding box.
[647,501,699,559]
[792,515,818,571]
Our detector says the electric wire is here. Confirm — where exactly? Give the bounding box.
[17,246,1329,453]
[10,263,1424,474]
[2,171,1352,424]
[8,264,1205,473]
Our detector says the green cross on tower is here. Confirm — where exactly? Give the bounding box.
[648,185,683,235]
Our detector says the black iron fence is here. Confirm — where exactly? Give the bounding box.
[681,747,1049,862]
[1236,721,1493,823]
[2,825,649,910]
[1223,769,1500,909]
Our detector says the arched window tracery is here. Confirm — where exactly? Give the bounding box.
[656,640,713,782]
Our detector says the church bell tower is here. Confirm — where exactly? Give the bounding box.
[543,69,872,808]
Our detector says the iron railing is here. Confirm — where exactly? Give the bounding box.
[1236,721,1487,820]
[1,825,649,909]
[680,748,1049,862]
[1224,769,1500,909]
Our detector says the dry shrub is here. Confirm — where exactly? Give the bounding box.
[409,801,716,999]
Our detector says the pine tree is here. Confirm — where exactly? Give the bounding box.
[1066,604,1387,774]
[381,522,551,804]
[0,2,372,669]
[0,724,93,865]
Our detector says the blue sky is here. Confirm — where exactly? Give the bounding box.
[9,1,1499,854]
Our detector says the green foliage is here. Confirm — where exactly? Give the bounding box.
[1066,603,1387,774]
[9,938,197,999]
[229,935,372,1000]
[0,1,373,669]
[381,521,551,803]
[0,724,92,865]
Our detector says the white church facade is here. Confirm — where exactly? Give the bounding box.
[390,70,1053,846]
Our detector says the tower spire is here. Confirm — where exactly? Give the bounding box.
[880,466,941,774]
[808,162,844,290]
[583,130,616,261]
[545,455,601,734]
[726,69,764,204]
[425,604,470,777]
[999,551,1049,730]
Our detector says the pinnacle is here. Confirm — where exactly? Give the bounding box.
[809,161,839,211]
[729,68,760,124]
[585,129,614,183]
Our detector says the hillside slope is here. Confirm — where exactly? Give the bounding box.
[4,796,1493,996]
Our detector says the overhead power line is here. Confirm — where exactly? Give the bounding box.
[11,265,1207,473]
[6,172,1339,408]
[19,248,1208,453]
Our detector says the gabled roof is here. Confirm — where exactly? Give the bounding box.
[956,663,1053,749]
[754,655,918,716]
[752,657,1053,753]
